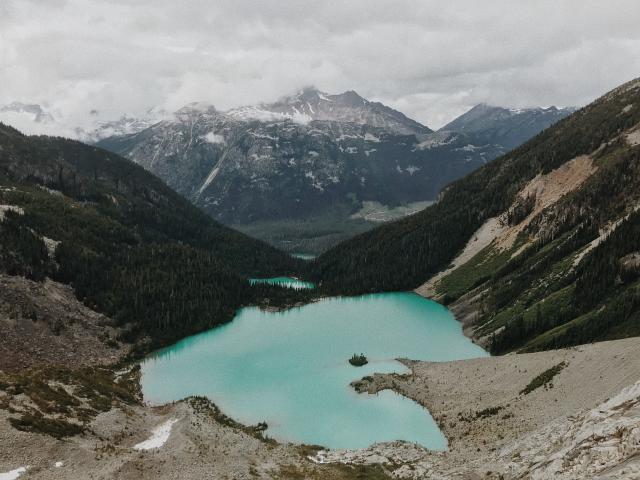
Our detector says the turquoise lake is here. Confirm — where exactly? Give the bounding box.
[140,291,487,450]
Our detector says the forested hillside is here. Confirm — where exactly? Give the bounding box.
[312,78,640,353]
[0,124,306,349]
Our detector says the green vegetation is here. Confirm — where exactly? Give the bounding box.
[234,215,376,256]
[312,80,640,296]
[0,123,309,351]
[0,366,140,438]
[311,78,640,354]
[348,353,368,366]
[475,405,504,419]
[9,414,84,439]
[188,396,275,444]
[520,362,566,395]
[436,240,524,303]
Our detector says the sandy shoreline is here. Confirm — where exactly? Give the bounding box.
[1,338,639,479]
[345,336,640,477]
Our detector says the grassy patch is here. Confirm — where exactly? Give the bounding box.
[0,365,141,438]
[475,405,504,419]
[188,396,276,444]
[9,413,83,439]
[436,240,524,303]
[520,362,567,395]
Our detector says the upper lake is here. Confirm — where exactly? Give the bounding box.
[140,290,487,449]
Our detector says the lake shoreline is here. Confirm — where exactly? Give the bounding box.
[140,291,479,450]
[338,336,640,477]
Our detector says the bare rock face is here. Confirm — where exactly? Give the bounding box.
[620,252,640,276]
[0,275,129,371]
[96,90,570,226]
[500,381,640,479]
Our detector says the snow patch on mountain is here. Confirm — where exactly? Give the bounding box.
[201,132,225,144]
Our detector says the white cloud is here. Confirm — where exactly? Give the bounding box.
[1,0,640,132]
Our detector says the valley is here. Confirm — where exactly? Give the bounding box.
[92,89,572,253]
[1,69,640,480]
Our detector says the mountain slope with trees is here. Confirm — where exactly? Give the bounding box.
[311,77,640,353]
[0,123,306,350]
[95,90,573,255]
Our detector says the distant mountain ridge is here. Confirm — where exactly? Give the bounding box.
[441,103,576,150]
[0,93,575,252]
[96,90,572,242]
[227,88,432,135]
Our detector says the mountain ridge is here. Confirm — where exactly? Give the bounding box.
[0,121,305,352]
[440,103,577,150]
[94,90,572,253]
[311,77,640,353]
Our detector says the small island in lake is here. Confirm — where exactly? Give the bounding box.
[349,353,368,367]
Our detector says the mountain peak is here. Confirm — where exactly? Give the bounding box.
[226,88,429,135]
[441,103,575,150]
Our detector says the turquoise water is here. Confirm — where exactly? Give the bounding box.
[140,292,487,450]
[249,276,315,290]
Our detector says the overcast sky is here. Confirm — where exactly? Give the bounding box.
[2,0,640,134]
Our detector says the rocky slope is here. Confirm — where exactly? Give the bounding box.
[337,337,640,479]
[2,337,638,479]
[0,122,305,352]
[441,103,576,150]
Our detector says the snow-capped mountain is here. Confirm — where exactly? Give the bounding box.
[96,91,503,227]
[227,88,431,135]
[79,108,168,143]
[81,91,573,250]
[0,102,57,134]
[0,102,55,124]
[0,101,165,141]
[441,103,575,150]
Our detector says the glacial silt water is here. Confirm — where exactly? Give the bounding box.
[140,291,487,449]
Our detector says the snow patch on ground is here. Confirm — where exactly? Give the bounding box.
[413,132,455,150]
[42,236,61,259]
[0,467,28,480]
[227,106,311,124]
[197,167,220,196]
[0,205,24,221]
[133,419,178,451]
[458,144,479,152]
